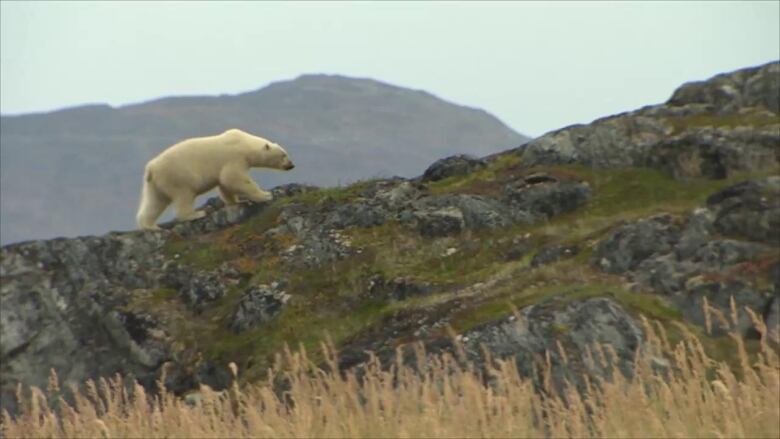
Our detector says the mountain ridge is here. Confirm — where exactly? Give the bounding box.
[1,74,528,244]
[1,62,778,415]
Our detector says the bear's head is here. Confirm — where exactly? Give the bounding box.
[225,129,295,171]
[256,141,295,171]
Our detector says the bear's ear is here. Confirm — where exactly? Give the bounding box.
[264,143,270,150]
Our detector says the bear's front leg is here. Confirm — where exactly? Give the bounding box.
[218,185,240,205]
[220,171,274,204]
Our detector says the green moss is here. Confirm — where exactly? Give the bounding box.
[662,110,780,135]
[551,323,570,335]
[448,278,683,334]
[202,298,389,384]
[281,178,385,206]
[150,288,177,303]
[163,239,229,270]
[231,204,284,239]
[151,153,778,386]
[427,153,522,195]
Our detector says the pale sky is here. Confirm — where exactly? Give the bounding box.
[1,1,778,137]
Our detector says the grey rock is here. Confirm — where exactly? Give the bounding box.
[504,236,534,261]
[281,229,353,268]
[414,207,466,238]
[271,183,320,199]
[690,239,771,271]
[531,244,580,267]
[706,177,780,244]
[373,181,421,210]
[164,199,270,237]
[456,297,644,392]
[412,194,513,231]
[633,254,697,296]
[643,127,779,180]
[421,154,487,182]
[668,61,780,113]
[670,281,771,337]
[591,179,779,338]
[503,180,592,221]
[323,201,390,229]
[675,208,716,259]
[180,272,226,311]
[0,232,173,414]
[592,215,682,273]
[229,284,291,333]
[368,276,433,301]
[523,62,780,180]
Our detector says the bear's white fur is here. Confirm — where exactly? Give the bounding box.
[136,128,294,230]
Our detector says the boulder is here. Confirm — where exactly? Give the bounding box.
[531,244,580,267]
[415,207,466,238]
[706,176,780,244]
[592,215,681,274]
[421,154,487,182]
[229,283,291,333]
[668,61,780,113]
[503,180,592,221]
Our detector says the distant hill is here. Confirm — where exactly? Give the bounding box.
[0,75,528,244]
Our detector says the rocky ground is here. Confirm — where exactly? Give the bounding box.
[1,61,778,413]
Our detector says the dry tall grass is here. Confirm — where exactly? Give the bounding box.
[3,315,779,439]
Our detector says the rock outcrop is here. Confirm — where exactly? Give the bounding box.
[522,61,779,180]
[592,176,779,337]
[1,62,778,415]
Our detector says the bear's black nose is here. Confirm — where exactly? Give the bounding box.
[286,163,295,170]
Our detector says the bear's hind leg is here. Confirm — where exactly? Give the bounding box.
[173,192,206,222]
[137,182,170,230]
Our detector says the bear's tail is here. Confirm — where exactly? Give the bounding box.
[136,166,168,230]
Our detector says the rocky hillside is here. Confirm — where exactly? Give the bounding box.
[0,75,527,245]
[1,61,778,414]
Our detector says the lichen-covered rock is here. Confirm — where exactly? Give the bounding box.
[229,283,291,333]
[531,244,580,267]
[592,215,682,273]
[503,180,592,222]
[323,201,390,229]
[643,127,780,180]
[368,276,433,301]
[374,181,422,209]
[522,62,780,179]
[668,61,780,113]
[414,207,466,237]
[592,179,778,338]
[0,232,172,414]
[670,280,771,337]
[281,229,354,268]
[706,176,780,244]
[410,194,513,231]
[421,154,487,182]
[436,297,642,393]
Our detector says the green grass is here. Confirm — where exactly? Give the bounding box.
[662,109,780,135]
[149,156,779,385]
[277,178,386,207]
[201,298,389,384]
[446,278,683,335]
[427,153,522,195]
[163,239,230,270]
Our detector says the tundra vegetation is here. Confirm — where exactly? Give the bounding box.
[3,313,779,438]
[2,62,779,438]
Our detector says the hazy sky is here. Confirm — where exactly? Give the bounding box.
[1,1,778,137]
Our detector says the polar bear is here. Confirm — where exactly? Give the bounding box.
[136,128,294,230]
